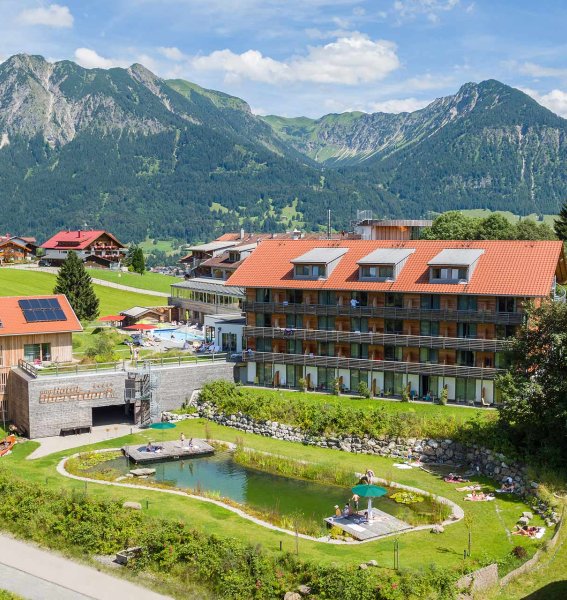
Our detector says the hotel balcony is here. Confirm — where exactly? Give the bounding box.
[242,301,524,325]
[244,326,510,352]
[243,350,503,380]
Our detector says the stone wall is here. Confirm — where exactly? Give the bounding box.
[170,400,529,492]
[11,361,236,438]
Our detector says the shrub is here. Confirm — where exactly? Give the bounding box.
[298,377,307,392]
[358,381,370,398]
[512,546,528,559]
[440,386,448,406]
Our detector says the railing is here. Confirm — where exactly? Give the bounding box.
[243,301,525,324]
[169,297,243,314]
[244,326,510,352]
[243,351,503,379]
[0,367,10,393]
[31,353,229,377]
[17,359,38,378]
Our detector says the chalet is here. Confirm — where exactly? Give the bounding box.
[0,234,37,264]
[41,230,126,268]
[0,295,82,422]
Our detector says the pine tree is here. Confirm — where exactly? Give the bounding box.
[53,251,100,321]
[131,247,146,275]
[554,201,567,240]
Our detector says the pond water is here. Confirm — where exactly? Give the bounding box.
[95,451,438,527]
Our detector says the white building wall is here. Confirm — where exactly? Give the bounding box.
[274,364,286,386]
[305,366,317,389]
[407,374,419,395]
[476,379,494,404]
[338,369,350,390]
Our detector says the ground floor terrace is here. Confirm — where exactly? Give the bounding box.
[245,354,498,404]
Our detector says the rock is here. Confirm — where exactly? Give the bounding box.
[517,517,530,525]
[130,468,156,477]
[284,593,301,600]
[123,501,142,510]
[297,584,311,595]
[366,559,378,567]
[430,524,444,534]
[358,563,368,570]
[531,482,539,489]
[522,512,534,520]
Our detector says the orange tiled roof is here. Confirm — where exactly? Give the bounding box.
[227,239,566,296]
[0,295,83,336]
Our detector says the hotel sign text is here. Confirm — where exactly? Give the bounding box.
[39,384,116,404]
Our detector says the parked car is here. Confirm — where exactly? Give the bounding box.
[38,259,52,267]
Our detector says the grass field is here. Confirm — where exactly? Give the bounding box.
[0,269,164,315]
[242,386,493,423]
[138,238,181,256]
[459,209,558,227]
[86,269,179,293]
[0,419,548,574]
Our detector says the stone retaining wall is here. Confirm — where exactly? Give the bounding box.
[164,400,530,492]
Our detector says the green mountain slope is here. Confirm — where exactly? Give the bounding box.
[0,55,385,242]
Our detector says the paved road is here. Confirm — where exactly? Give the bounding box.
[0,534,171,600]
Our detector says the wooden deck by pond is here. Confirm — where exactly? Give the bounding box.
[123,439,214,463]
[324,509,411,540]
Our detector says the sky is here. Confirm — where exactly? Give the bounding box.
[2,0,567,118]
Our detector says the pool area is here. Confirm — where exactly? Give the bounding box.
[152,327,204,342]
[87,450,441,532]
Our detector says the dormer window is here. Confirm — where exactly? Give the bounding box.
[428,249,484,284]
[291,247,348,280]
[227,251,240,263]
[357,248,415,282]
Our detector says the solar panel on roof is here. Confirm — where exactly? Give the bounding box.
[18,298,68,323]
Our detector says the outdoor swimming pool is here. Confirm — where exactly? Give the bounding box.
[153,327,204,342]
[90,451,439,530]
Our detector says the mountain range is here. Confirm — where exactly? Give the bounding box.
[1,54,566,243]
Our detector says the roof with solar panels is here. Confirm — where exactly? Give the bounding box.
[0,295,82,336]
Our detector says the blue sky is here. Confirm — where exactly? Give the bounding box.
[2,0,567,118]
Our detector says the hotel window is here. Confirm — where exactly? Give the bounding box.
[430,267,468,282]
[256,338,272,352]
[317,342,335,356]
[384,372,404,395]
[318,316,336,330]
[385,293,403,308]
[458,295,478,311]
[456,350,475,366]
[384,345,403,361]
[286,314,303,328]
[294,264,326,279]
[420,348,439,363]
[360,265,394,280]
[457,323,477,338]
[385,319,403,334]
[319,291,336,305]
[287,289,303,304]
[420,295,440,310]
[455,378,476,402]
[350,343,368,359]
[351,317,369,332]
[351,292,368,307]
[497,297,516,312]
[420,321,440,336]
[256,288,271,303]
[287,339,303,354]
[496,324,517,339]
[24,343,51,363]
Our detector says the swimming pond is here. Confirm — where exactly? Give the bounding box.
[89,451,439,531]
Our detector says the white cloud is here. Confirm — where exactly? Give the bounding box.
[18,4,74,28]
[519,62,567,78]
[74,48,123,69]
[369,97,431,113]
[522,88,567,118]
[157,46,187,61]
[393,0,460,22]
[191,33,400,85]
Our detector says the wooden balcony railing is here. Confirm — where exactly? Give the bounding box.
[243,351,503,380]
[243,301,524,325]
[244,326,510,352]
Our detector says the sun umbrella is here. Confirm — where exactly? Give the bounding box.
[124,324,157,331]
[351,484,388,520]
[99,315,125,322]
[149,421,176,443]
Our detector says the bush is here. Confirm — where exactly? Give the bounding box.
[512,546,528,559]
[199,381,501,447]
[358,381,370,398]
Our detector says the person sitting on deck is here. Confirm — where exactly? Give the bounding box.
[334,505,341,517]
[342,503,350,517]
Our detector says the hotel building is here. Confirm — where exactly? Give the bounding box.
[228,239,567,404]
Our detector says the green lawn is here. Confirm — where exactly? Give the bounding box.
[242,386,493,424]
[86,269,179,293]
[138,238,181,256]
[0,419,547,573]
[0,269,164,315]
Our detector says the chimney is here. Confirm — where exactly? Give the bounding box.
[77,230,82,238]
[240,228,245,240]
